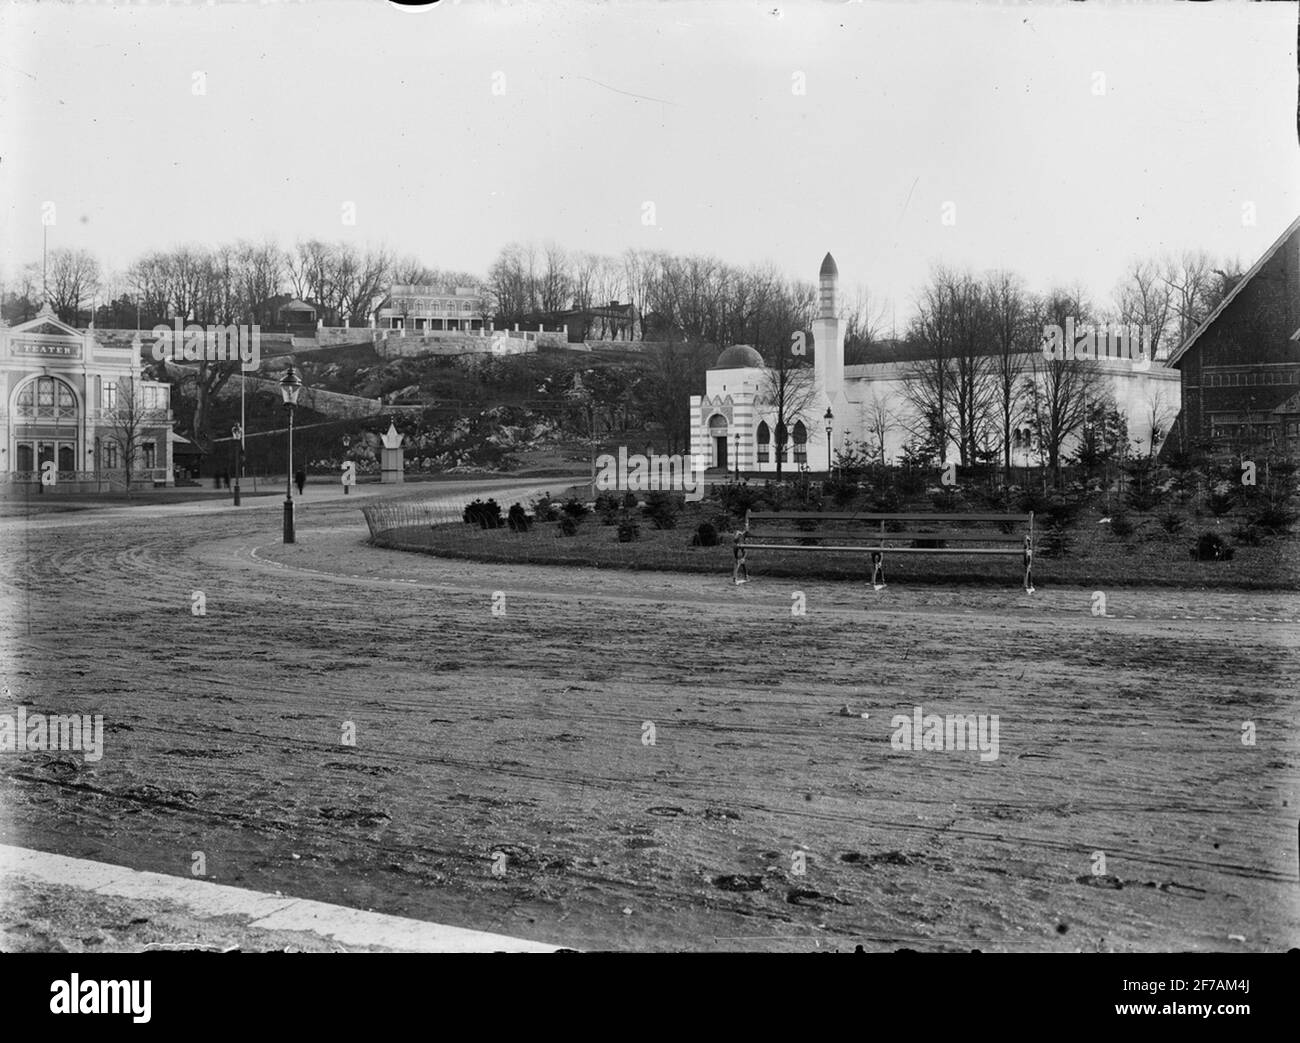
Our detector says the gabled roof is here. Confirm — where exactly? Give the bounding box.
[1272,390,1300,415]
[6,304,84,339]
[1167,214,1300,367]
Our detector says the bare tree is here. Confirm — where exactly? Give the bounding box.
[841,282,890,361]
[860,391,897,467]
[46,248,101,324]
[758,349,818,478]
[985,270,1032,479]
[102,376,166,492]
[1140,385,1177,460]
[901,267,968,465]
[1022,290,1108,482]
[1113,258,1173,359]
[1161,251,1219,347]
[537,243,573,315]
[1,262,44,322]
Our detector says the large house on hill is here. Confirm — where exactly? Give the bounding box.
[373,285,487,332]
[1166,215,1300,458]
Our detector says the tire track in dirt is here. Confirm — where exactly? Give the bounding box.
[2,501,1297,950]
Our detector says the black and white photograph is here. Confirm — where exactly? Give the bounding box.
[0,0,1297,993]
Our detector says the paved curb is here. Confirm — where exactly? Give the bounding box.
[0,846,564,953]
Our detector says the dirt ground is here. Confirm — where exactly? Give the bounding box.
[1,483,1297,952]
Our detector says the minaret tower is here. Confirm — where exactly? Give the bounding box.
[812,252,844,400]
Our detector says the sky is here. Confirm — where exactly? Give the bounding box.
[1,0,1297,326]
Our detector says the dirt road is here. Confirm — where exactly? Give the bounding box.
[2,485,1297,951]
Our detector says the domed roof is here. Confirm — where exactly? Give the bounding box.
[819,252,838,278]
[713,344,765,369]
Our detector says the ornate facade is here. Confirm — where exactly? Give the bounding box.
[1,306,174,489]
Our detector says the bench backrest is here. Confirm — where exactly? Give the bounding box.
[747,511,1032,525]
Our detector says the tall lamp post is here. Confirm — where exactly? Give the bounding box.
[280,365,304,543]
[231,424,242,506]
[733,432,739,478]
[824,407,834,474]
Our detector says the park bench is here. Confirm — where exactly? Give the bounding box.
[737,510,1035,592]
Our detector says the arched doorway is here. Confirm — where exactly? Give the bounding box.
[707,414,728,470]
[12,375,79,478]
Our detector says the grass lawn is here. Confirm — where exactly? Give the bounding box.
[370,502,1299,590]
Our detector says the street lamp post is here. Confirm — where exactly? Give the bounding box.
[231,424,242,506]
[279,365,304,543]
[733,432,739,478]
[824,407,834,474]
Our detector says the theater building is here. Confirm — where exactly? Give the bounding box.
[1,305,175,489]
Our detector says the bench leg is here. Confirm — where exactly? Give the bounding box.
[871,551,886,591]
[733,534,749,585]
[1023,539,1035,594]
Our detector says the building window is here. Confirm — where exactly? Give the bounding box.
[756,421,771,463]
[104,382,117,409]
[16,376,77,420]
[16,444,33,470]
[104,443,119,469]
[792,421,808,464]
[142,442,156,468]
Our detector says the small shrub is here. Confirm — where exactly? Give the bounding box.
[870,489,903,514]
[507,502,532,533]
[1191,531,1234,561]
[594,491,621,524]
[929,488,962,513]
[758,481,791,512]
[1157,510,1184,536]
[1230,523,1264,546]
[531,495,559,523]
[561,497,590,520]
[1206,489,1236,516]
[1126,484,1163,512]
[824,475,859,507]
[1017,488,1052,517]
[716,480,761,519]
[644,490,684,530]
[1043,496,1084,529]
[1040,523,1071,558]
[463,498,504,529]
[692,521,720,547]
[622,490,638,510]
[617,511,640,542]
[1249,502,1297,534]
[558,516,579,537]
[897,468,926,496]
[1108,512,1135,538]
